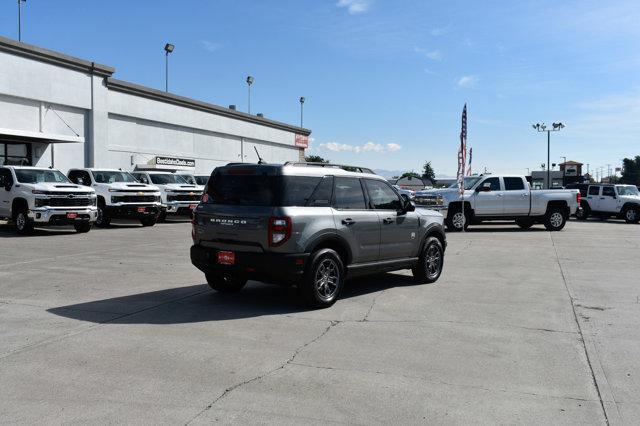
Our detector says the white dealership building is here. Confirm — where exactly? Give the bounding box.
[0,36,310,174]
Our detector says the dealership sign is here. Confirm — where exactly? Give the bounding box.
[295,134,309,148]
[564,166,578,176]
[155,156,195,168]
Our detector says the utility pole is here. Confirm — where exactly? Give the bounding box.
[299,97,305,127]
[246,76,254,114]
[18,0,26,42]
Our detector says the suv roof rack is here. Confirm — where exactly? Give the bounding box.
[284,162,375,174]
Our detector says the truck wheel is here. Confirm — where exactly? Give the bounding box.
[624,206,640,224]
[412,236,444,284]
[140,217,157,227]
[74,222,92,233]
[544,207,567,231]
[14,209,34,235]
[445,205,469,232]
[515,217,535,229]
[95,206,111,228]
[205,272,247,293]
[157,211,167,222]
[575,202,590,220]
[299,248,345,309]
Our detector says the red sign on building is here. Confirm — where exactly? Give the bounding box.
[295,134,309,148]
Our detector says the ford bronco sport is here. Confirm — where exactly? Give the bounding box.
[190,162,447,308]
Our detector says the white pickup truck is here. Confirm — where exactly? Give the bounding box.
[415,175,580,232]
[567,183,640,223]
[131,171,201,221]
[68,168,163,227]
[0,166,98,234]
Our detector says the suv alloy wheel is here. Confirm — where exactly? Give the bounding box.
[412,236,444,283]
[624,206,640,224]
[300,248,345,308]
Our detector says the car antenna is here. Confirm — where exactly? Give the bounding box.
[254,146,265,164]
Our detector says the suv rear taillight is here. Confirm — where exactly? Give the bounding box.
[269,216,292,247]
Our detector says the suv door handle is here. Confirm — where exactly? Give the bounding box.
[341,218,356,226]
[383,217,394,224]
[496,193,503,197]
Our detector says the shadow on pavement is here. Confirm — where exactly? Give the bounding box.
[47,273,418,324]
[0,223,79,238]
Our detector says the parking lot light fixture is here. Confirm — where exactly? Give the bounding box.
[246,76,254,114]
[532,122,565,189]
[164,43,174,92]
[299,97,305,127]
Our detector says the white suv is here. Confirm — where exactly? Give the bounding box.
[68,168,162,227]
[0,166,97,234]
[131,171,201,220]
[570,183,640,223]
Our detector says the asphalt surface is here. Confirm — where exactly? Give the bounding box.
[0,218,638,424]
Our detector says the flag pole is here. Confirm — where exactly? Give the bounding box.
[457,104,468,232]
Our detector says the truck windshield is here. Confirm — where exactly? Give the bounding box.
[194,176,209,185]
[92,171,137,183]
[15,169,70,184]
[178,175,197,185]
[448,176,481,190]
[616,185,639,196]
[206,174,322,206]
[150,174,188,185]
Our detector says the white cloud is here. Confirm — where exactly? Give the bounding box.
[430,26,451,36]
[319,141,402,154]
[336,0,371,15]
[414,46,442,61]
[199,40,221,52]
[456,75,479,88]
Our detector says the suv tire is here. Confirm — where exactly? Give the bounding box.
[515,217,535,229]
[140,217,157,227]
[14,209,34,235]
[544,207,567,231]
[576,202,590,220]
[412,236,444,284]
[205,272,247,293]
[95,205,111,228]
[624,206,640,224]
[300,248,345,308]
[74,222,92,233]
[446,204,469,232]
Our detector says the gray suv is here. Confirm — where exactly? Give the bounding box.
[190,162,447,308]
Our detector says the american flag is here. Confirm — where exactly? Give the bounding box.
[466,147,473,176]
[456,104,467,195]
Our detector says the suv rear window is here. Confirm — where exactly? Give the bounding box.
[206,174,322,206]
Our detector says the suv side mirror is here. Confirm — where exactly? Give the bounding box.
[400,196,415,213]
[476,184,491,192]
[4,181,12,191]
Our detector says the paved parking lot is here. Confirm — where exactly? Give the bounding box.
[1,218,638,424]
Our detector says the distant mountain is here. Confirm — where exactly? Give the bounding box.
[374,169,406,178]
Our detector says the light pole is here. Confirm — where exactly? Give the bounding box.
[299,97,305,127]
[164,43,174,93]
[18,0,26,42]
[532,122,565,189]
[246,76,254,114]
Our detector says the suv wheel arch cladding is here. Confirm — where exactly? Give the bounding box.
[419,226,446,257]
[306,235,353,267]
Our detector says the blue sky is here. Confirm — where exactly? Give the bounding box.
[1,0,638,177]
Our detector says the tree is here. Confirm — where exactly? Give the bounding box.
[620,156,640,186]
[305,155,328,163]
[422,161,436,184]
[400,171,421,179]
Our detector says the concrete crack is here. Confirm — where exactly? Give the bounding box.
[361,290,385,322]
[185,320,340,425]
[550,233,612,425]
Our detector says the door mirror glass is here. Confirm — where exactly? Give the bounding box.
[477,184,491,192]
[403,197,415,212]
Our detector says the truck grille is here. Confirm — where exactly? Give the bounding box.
[414,195,444,207]
[36,197,92,207]
[112,195,158,203]
[167,193,200,202]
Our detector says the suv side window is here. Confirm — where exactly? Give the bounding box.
[364,179,403,210]
[333,177,366,210]
[504,177,525,191]
[307,176,334,207]
[602,186,615,197]
[0,168,11,187]
[588,186,600,196]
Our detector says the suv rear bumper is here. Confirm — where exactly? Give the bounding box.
[190,245,308,285]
